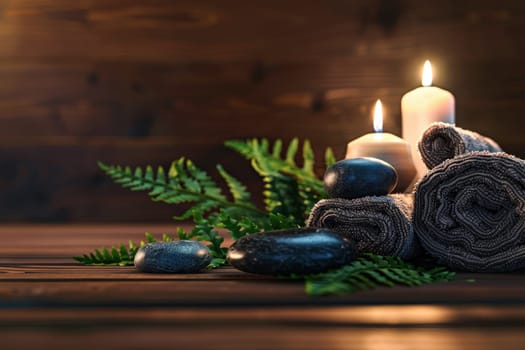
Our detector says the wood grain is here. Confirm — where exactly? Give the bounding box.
[0,224,524,308]
[1,224,525,350]
[0,0,524,221]
[3,327,525,350]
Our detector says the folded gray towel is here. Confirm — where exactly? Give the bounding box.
[414,152,525,272]
[418,122,502,169]
[307,194,420,259]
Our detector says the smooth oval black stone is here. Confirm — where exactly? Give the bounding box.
[227,228,356,275]
[134,240,212,273]
[324,157,398,199]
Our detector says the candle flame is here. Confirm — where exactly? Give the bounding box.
[422,60,432,87]
[373,99,383,133]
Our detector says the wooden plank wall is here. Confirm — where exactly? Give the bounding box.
[0,0,523,222]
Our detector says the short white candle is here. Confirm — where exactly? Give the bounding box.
[346,100,416,192]
[401,60,455,179]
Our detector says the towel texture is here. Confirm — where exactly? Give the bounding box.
[307,194,420,259]
[418,122,502,169]
[414,152,525,272]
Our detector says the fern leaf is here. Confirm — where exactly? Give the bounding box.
[92,139,341,271]
[111,247,120,261]
[176,227,191,240]
[285,138,299,166]
[145,232,156,243]
[98,159,264,221]
[208,258,226,269]
[171,159,203,193]
[272,139,283,157]
[264,212,300,230]
[224,140,252,158]
[225,138,329,221]
[303,254,456,296]
[119,244,130,261]
[226,138,323,180]
[302,140,315,175]
[191,212,226,259]
[74,232,182,267]
[95,249,105,262]
[217,210,266,240]
[216,164,252,204]
[225,138,329,208]
[324,147,336,168]
[262,175,304,224]
[162,233,173,242]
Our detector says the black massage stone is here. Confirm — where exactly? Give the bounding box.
[134,241,212,273]
[227,227,356,275]
[324,157,398,199]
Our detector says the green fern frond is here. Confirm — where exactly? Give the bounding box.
[226,138,331,221]
[324,147,336,168]
[173,213,227,262]
[301,140,315,175]
[285,138,299,166]
[262,175,305,223]
[191,212,226,259]
[216,210,299,241]
[216,165,252,204]
[216,210,262,241]
[74,231,231,268]
[225,138,326,194]
[98,159,265,221]
[90,139,340,269]
[73,233,174,266]
[303,254,456,296]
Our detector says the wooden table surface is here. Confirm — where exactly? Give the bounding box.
[1,224,525,350]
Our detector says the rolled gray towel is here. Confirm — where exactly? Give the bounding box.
[307,194,420,260]
[414,152,525,272]
[418,122,502,169]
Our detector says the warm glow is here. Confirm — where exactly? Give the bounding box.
[373,99,383,133]
[422,60,432,87]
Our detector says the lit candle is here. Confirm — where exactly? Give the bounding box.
[401,60,455,179]
[345,100,416,192]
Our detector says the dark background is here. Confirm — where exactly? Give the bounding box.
[0,0,523,222]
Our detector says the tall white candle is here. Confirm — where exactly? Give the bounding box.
[401,60,455,180]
